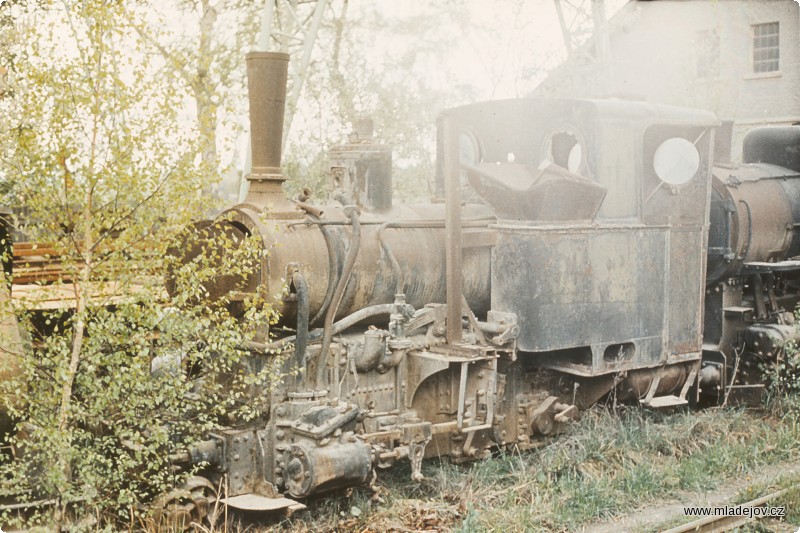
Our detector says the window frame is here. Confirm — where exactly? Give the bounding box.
[751,21,780,75]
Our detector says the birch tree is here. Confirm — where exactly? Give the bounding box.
[0,2,273,527]
[127,0,262,202]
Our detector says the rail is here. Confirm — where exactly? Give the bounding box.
[661,487,791,533]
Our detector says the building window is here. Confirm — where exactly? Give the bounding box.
[695,29,720,78]
[752,22,779,73]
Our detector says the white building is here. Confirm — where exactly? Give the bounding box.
[534,0,800,160]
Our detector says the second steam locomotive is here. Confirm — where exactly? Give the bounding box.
[163,52,800,513]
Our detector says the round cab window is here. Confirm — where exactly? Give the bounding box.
[653,137,700,186]
[567,143,582,173]
[550,131,583,174]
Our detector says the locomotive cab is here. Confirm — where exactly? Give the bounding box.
[437,98,718,407]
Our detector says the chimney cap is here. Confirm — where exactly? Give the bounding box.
[246,51,290,62]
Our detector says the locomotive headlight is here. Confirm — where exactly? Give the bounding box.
[653,137,700,186]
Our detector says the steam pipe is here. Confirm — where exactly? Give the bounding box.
[310,223,340,326]
[376,218,496,300]
[288,218,495,228]
[244,303,397,353]
[315,206,361,387]
[296,202,324,218]
[377,222,405,295]
[442,115,462,344]
[293,271,309,366]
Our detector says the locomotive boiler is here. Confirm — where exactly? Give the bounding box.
[158,50,800,517]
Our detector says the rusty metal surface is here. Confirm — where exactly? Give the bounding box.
[492,224,668,370]
[221,494,305,513]
[7,46,800,519]
[283,439,371,498]
[667,228,707,355]
[447,98,716,376]
[244,52,297,215]
[178,202,494,327]
[246,51,288,179]
[707,165,800,283]
[703,162,800,399]
[640,125,714,228]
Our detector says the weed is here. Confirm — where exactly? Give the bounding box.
[258,405,800,532]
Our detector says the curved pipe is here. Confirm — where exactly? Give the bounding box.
[310,223,340,326]
[377,222,405,296]
[244,303,396,353]
[315,206,361,387]
[739,199,753,263]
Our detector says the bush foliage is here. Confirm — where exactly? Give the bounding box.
[0,2,277,528]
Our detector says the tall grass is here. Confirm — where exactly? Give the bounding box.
[271,406,800,532]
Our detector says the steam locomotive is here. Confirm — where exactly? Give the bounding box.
[4,50,800,518]
[153,52,800,515]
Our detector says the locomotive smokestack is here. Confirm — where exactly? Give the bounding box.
[244,51,295,214]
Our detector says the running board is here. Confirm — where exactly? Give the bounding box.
[641,395,688,409]
[641,366,697,409]
[221,494,306,516]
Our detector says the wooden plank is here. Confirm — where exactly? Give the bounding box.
[13,248,60,257]
[12,280,164,310]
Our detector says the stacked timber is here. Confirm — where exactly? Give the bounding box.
[12,242,67,285]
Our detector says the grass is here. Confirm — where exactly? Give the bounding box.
[257,404,800,532]
[20,400,788,531]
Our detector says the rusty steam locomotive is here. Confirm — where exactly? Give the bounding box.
[159,52,800,514]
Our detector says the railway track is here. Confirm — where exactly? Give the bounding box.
[660,487,794,533]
